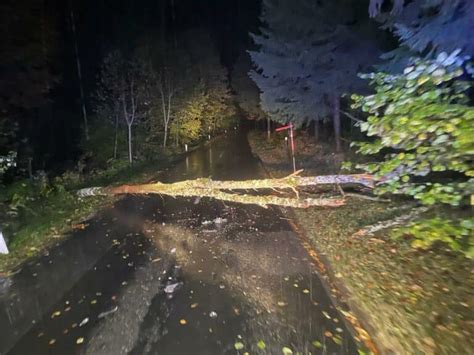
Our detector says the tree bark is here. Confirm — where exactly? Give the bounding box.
[28,157,33,182]
[266,116,271,139]
[333,95,341,152]
[160,82,169,148]
[163,122,168,148]
[127,124,132,164]
[314,120,319,141]
[165,92,172,147]
[77,172,378,208]
[113,112,119,159]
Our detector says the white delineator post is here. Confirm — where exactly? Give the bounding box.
[289,123,296,172]
[0,229,9,254]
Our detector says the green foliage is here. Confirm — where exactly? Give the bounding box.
[171,87,207,144]
[352,51,474,256]
[170,82,237,144]
[0,176,75,241]
[145,29,236,147]
[204,66,237,134]
[394,217,474,257]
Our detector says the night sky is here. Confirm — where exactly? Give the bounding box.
[69,0,260,84]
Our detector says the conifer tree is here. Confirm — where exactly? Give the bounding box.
[369,0,474,71]
[249,0,382,150]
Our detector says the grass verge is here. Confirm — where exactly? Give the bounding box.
[0,153,185,274]
[248,130,473,354]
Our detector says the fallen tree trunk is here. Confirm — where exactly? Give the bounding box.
[77,172,377,208]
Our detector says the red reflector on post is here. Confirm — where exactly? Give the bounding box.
[275,125,291,132]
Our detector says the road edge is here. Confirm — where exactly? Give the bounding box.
[251,145,380,355]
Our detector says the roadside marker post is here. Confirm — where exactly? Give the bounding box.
[276,123,296,172]
[0,229,9,254]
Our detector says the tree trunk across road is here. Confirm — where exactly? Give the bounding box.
[78,171,377,208]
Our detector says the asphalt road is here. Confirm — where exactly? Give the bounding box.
[1,130,358,354]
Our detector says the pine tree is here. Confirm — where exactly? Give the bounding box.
[249,0,382,150]
[369,0,474,71]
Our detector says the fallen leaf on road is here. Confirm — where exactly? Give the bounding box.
[312,340,322,348]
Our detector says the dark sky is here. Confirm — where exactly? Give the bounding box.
[61,0,261,112]
[71,0,261,70]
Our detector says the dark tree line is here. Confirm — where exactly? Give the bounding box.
[0,0,257,179]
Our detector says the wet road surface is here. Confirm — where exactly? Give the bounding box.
[1,130,359,354]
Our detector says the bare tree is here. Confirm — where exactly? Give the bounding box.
[122,79,136,164]
[158,70,174,148]
[121,57,151,164]
[95,51,150,164]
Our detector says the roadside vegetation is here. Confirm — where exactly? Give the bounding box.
[246,50,473,354]
[248,129,473,354]
[244,3,473,351]
[0,130,188,274]
[0,27,237,273]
